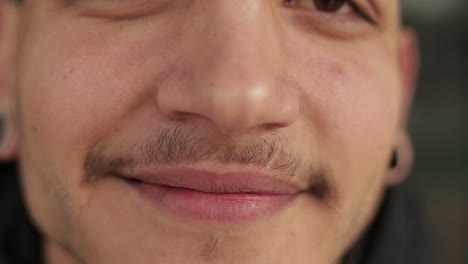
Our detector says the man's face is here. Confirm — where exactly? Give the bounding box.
[6,0,415,263]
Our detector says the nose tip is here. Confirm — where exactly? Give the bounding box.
[158,70,300,135]
[201,82,299,135]
[156,1,300,135]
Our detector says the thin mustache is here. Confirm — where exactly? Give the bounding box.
[84,125,337,205]
[84,125,298,180]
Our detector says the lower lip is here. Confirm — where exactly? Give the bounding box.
[128,181,296,222]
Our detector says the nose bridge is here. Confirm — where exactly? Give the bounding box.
[158,1,299,134]
[208,1,275,60]
[198,1,278,85]
[198,2,280,129]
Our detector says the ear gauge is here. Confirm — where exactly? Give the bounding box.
[390,149,398,169]
[0,113,6,148]
[0,112,17,160]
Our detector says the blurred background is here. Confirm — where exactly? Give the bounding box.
[402,1,467,263]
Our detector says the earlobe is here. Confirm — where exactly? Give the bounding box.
[0,0,20,161]
[385,131,414,186]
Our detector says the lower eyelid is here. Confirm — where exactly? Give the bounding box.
[77,0,152,9]
[285,8,378,40]
[75,0,174,19]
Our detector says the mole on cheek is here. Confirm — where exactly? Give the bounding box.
[326,62,348,88]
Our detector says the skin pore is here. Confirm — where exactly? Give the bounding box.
[0,0,418,263]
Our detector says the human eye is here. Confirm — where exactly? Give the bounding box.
[283,0,376,25]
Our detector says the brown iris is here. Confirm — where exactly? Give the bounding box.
[313,0,347,12]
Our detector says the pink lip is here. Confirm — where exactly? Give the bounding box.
[119,168,302,222]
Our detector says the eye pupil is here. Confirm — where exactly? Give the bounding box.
[313,0,347,12]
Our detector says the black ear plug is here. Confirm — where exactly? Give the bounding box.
[390,150,398,169]
[0,113,5,148]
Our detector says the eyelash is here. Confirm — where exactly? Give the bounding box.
[284,0,376,25]
[346,1,376,24]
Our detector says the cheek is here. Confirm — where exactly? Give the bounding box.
[15,18,181,243]
[315,62,399,154]
[288,38,400,166]
[286,36,401,200]
[16,19,180,170]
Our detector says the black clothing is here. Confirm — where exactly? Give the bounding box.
[343,185,436,264]
[0,162,435,264]
[0,163,42,264]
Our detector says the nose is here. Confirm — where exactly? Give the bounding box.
[157,1,299,135]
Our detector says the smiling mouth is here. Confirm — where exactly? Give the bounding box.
[116,166,304,223]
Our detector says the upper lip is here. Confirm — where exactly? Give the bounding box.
[116,166,303,195]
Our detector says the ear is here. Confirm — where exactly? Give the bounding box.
[398,28,420,128]
[0,0,20,161]
[386,28,420,186]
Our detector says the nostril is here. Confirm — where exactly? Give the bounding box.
[261,123,285,131]
[163,111,196,123]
